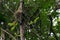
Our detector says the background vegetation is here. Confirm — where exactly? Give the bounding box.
[0,0,60,40]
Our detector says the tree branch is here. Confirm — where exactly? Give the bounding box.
[1,28,16,40]
[48,14,58,40]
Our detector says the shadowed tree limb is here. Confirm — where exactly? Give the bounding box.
[48,14,58,40]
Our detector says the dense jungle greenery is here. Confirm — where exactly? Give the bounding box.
[0,0,60,40]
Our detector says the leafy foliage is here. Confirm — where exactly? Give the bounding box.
[0,0,60,40]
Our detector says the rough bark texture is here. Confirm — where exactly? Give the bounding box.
[15,0,25,40]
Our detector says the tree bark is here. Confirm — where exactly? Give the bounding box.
[15,0,25,40]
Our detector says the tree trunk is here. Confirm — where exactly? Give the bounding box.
[15,0,25,40]
[20,0,25,40]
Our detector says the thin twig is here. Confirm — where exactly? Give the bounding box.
[1,28,16,40]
